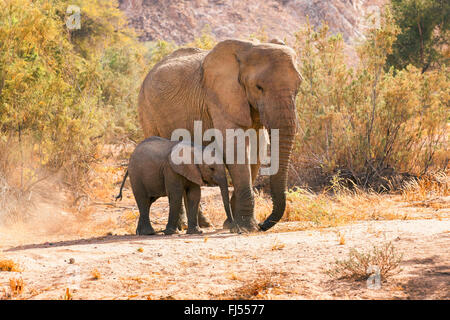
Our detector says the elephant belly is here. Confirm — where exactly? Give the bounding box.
[133,169,166,198]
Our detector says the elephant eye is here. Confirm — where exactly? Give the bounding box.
[256,85,264,92]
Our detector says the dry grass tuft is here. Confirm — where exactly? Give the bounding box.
[208,254,235,260]
[91,269,102,280]
[401,172,449,203]
[62,288,73,300]
[271,240,286,251]
[120,276,146,284]
[336,231,346,245]
[328,241,403,281]
[284,187,348,228]
[222,273,279,300]
[254,190,273,222]
[227,272,241,281]
[9,277,24,296]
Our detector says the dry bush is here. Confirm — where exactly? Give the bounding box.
[0,0,146,224]
[328,242,403,281]
[293,12,448,189]
[0,258,21,272]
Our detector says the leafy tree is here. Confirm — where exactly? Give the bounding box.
[387,0,449,72]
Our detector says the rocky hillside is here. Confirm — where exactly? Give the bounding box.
[118,0,386,45]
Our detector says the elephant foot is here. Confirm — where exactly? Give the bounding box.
[222,218,233,230]
[187,226,203,235]
[163,226,180,236]
[237,216,260,233]
[136,224,156,236]
[198,212,212,228]
[230,222,242,234]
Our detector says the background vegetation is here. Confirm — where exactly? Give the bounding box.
[387,0,449,72]
[0,0,146,195]
[0,0,448,222]
[293,8,448,189]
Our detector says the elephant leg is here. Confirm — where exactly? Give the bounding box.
[136,196,156,236]
[164,191,183,235]
[185,186,202,234]
[226,163,259,233]
[178,201,211,229]
[178,195,212,229]
[223,192,237,230]
[223,163,259,230]
[251,163,261,185]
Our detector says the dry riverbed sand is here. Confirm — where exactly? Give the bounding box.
[0,187,449,300]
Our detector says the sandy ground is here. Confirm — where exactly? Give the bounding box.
[0,186,449,300]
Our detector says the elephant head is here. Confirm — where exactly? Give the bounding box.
[169,143,234,225]
[202,39,302,231]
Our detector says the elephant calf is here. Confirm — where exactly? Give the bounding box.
[116,136,233,235]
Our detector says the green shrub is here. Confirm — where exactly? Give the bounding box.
[0,0,145,193]
[294,10,448,187]
[328,242,403,280]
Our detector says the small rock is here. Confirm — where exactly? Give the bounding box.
[68,258,75,264]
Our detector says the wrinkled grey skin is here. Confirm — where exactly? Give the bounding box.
[138,39,302,232]
[116,137,233,235]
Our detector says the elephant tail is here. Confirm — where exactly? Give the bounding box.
[115,170,129,201]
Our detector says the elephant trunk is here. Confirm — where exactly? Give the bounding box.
[259,101,297,231]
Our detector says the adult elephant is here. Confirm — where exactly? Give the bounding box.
[138,39,301,232]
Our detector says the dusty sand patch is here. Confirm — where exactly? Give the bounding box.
[1,218,448,300]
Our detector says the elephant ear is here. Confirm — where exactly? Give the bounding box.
[169,143,205,186]
[202,40,253,128]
